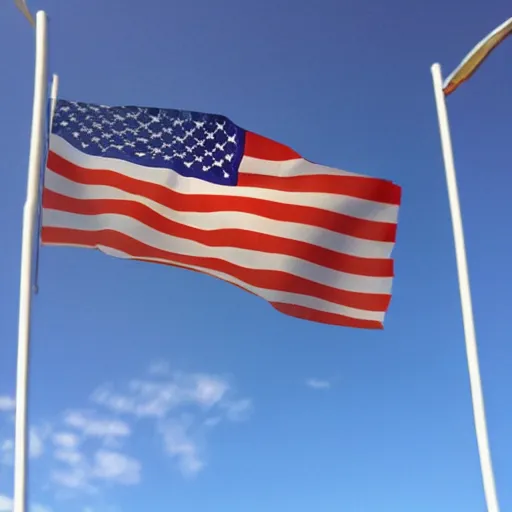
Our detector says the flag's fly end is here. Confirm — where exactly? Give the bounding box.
[14,0,35,26]
[442,17,512,96]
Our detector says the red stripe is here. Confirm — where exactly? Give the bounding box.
[238,173,401,206]
[244,131,301,161]
[47,152,397,243]
[272,303,383,329]
[43,190,393,278]
[41,227,391,312]
[75,255,380,329]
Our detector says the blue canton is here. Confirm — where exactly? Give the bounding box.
[51,99,246,186]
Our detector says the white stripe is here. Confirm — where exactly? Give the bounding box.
[50,136,399,224]
[44,170,395,260]
[42,210,391,295]
[42,241,385,323]
[240,155,360,177]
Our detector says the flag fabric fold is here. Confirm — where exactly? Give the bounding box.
[443,17,512,95]
[42,100,401,329]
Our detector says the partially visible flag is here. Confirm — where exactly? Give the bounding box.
[42,100,401,329]
[14,0,35,26]
[443,17,512,95]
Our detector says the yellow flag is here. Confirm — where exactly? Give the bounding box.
[443,17,512,95]
[14,0,35,26]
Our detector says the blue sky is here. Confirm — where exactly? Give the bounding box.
[1,0,511,511]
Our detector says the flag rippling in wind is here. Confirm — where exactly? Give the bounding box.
[443,17,512,95]
[42,100,401,329]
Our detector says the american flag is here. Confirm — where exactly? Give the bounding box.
[42,100,401,329]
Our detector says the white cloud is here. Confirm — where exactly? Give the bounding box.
[3,361,250,494]
[52,467,93,492]
[31,505,52,512]
[50,415,136,492]
[90,363,251,477]
[191,375,229,407]
[1,439,13,465]
[91,450,141,485]
[1,426,50,465]
[159,420,204,477]
[0,496,50,512]
[0,495,12,512]
[63,412,130,440]
[54,449,83,466]
[91,371,248,421]
[91,374,228,419]
[0,494,46,512]
[30,428,46,458]
[306,379,331,390]
[0,396,15,412]
[148,361,170,376]
[222,398,253,422]
[53,432,80,449]
[51,435,140,491]
[204,417,221,427]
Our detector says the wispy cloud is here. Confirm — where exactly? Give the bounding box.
[91,450,141,485]
[54,448,84,466]
[221,398,253,422]
[91,373,231,418]
[51,444,141,492]
[51,467,94,493]
[159,418,204,477]
[306,378,331,390]
[0,425,49,466]
[0,396,15,412]
[91,364,252,476]
[30,425,51,458]
[0,495,12,512]
[63,411,131,441]
[0,361,251,503]
[0,495,52,512]
[31,505,52,512]
[203,417,221,427]
[52,432,80,449]
[148,361,170,376]
[1,439,13,465]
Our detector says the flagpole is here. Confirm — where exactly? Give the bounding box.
[430,63,499,512]
[33,73,59,295]
[49,74,59,125]
[13,10,49,512]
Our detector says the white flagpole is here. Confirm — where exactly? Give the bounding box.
[33,73,59,295]
[49,74,59,124]
[13,10,49,512]
[431,63,500,512]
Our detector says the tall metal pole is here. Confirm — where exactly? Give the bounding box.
[13,11,49,512]
[431,62,499,512]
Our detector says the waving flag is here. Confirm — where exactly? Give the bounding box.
[42,100,401,329]
[443,17,512,95]
[14,0,35,25]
